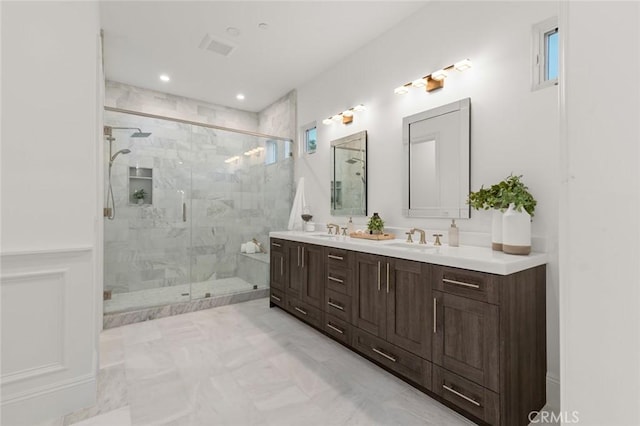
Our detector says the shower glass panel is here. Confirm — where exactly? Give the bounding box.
[103,110,293,314]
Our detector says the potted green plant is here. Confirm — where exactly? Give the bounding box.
[468,175,536,253]
[367,212,384,235]
[133,188,146,205]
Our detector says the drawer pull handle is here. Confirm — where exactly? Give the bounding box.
[372,347,397,363]
[294,307,308,316]
[270,295,281,302]
[327,301,344,311]
[386,263,390,293]
[328,254,344,260]
[433,297,437,333]
[280,258,283,275]
[443,278,480,289]
[326,323,345,334]
[328,276,344,284]
[272,242,281,247]
[442,384,481,407]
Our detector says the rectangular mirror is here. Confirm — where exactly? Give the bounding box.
[402,98,470,218]
[331,130,367,216]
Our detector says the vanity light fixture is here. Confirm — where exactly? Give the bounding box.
[394,58,472,94]
[323,104,366,125]
[454,59,472,71]
[411,78,427,88]
[224,155,240,164]
[431,69,448,81]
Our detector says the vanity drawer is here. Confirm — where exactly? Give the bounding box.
[324,289,351,322]
[433,266,499,304]
[352,328,427,388]
[323,313,351,345]
[432,365,499,425]
[326,247,354,270]
[286,297,322,329]
[269,288,285,308]
[270,238,285,252]
[326,266,352,296]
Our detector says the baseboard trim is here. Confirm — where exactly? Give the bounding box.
[546,373,561,412]
[1,374,96,426]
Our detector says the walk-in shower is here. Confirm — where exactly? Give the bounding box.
[103,109,293,319]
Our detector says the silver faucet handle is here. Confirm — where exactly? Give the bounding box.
[405,232,413,243]
[341,227,348,236]
[433,234,443,246]
[327,225,333,235]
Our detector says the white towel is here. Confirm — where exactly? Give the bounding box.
[288,177,306,231]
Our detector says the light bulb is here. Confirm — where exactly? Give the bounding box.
[394,86,409,95]
[431,69,448,81]
[454,59,472,71]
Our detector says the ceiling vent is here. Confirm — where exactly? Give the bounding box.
[198,33,236,57]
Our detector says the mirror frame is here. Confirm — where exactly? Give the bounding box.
[402,98,470,219]
[330,130,368,216]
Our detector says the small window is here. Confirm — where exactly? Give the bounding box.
[532,17,559,91]
[302,122,317,155]
[265,140,277,165]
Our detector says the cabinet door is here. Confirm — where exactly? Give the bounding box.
[286,243,302,299]
[269,250,287,291]
[353,253,386,338]
[433,291,499,392]
[301,244,324,309]
[386,259,431,359]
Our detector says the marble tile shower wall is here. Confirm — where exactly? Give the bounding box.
[104,82,295,298]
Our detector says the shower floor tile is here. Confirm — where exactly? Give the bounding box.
[61,298,475,426]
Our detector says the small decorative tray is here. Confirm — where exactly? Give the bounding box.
[349,232,396,241]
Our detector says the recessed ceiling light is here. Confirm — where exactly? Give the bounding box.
[226,27,240,37]
[258,23,269,30]
[159,74,170,82]
[236,94,245,100]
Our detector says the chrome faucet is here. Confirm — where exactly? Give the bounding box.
[408,228,427,244]
[327,223,340,235]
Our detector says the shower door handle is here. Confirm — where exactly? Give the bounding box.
[183,203,187,222]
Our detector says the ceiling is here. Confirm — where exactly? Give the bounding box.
[100,1,427,112]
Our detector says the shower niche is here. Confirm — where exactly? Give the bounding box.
[129,167,153,205]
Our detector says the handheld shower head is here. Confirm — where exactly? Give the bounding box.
[110,149,131,164]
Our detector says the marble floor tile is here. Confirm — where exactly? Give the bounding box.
[69,407,131,426]
[59,297,472,426]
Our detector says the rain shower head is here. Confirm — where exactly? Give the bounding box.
[106,126,152,138]
[346,157,364,164]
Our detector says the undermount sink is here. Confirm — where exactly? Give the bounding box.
[386,242,436,251]
[308,233,338,238]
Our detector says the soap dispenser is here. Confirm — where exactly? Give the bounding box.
[347,217,354,235]
[449,219,459,247]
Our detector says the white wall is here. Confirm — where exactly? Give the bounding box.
[559,1,640,424]
[296,0,561,407]
[1,2,101,424]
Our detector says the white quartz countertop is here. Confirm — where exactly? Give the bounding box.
[269,231,547,276]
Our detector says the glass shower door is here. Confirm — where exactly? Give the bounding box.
[103,112,193,313]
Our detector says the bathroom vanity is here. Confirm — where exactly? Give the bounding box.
[269,231,547,426]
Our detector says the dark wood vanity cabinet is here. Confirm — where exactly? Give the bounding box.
[353,253,431,360]
[269,239,287,307]
[431,264,547,426]
[269,238,546,426]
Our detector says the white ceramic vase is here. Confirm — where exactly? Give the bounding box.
[491,209,503,251]
[502,203,531,255]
